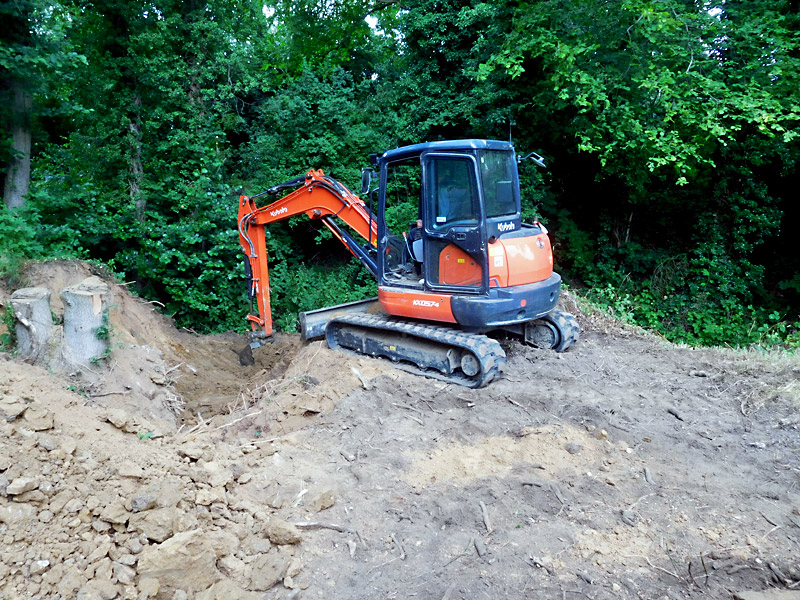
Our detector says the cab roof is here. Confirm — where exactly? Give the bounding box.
[376,139,514,165]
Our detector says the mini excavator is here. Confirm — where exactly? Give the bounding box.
[237,139,578,387]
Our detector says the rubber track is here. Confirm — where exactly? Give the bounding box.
[325,313,506,388]
[544,309,580,352]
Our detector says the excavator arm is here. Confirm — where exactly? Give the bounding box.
[238,169,379,339]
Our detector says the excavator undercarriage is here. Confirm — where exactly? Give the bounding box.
[296,300,577,388]
[326,313,506,388]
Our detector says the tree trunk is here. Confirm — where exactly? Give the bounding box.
[60,276,110,366]
[130,94,145,221]
[9,287,52,364]
[3,81,32,209]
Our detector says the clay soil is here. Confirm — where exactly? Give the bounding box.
[1,260,799,600]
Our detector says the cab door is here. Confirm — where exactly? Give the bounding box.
[421,153,487,293]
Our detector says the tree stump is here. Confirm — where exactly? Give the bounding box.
[60,276,110,366]
[9,287,52,363]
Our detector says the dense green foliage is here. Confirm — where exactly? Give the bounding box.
[1,0,798,348]
[481,0,800,347]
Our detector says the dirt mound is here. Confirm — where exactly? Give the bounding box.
[7,260,372,438]
[1,260,799,599]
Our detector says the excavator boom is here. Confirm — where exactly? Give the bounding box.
[238,169,378,337]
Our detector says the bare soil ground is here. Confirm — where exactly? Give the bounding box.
[1,260,799,600]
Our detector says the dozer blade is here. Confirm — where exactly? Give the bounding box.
[325,313,506,388]
[299,298,382,341]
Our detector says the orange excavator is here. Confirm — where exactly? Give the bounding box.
[237,139,578,387]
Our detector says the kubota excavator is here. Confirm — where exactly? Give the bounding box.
[237,139,578,387]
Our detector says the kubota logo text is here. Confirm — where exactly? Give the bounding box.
[270,207,288,217]
[413,299,440,308]
[498,221,515,232]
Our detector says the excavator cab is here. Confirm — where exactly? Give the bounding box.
[374,141,525,296]
[371,140,564,332]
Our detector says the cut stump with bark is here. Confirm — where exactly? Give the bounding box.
[9,287,52,364]
[60,276,110,366]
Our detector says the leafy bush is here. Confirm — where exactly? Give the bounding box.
[269,256,377,332]
[0,206,43,288]
[1,304,16,352]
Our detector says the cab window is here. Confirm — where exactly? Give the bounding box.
[428,158,478,228]
[479,150,517,218]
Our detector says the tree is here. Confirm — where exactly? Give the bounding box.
[0,1,85,209]
[386,0,799,344]
[1,1,36,209]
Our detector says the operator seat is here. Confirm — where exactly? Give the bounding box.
[411,238,423,262]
